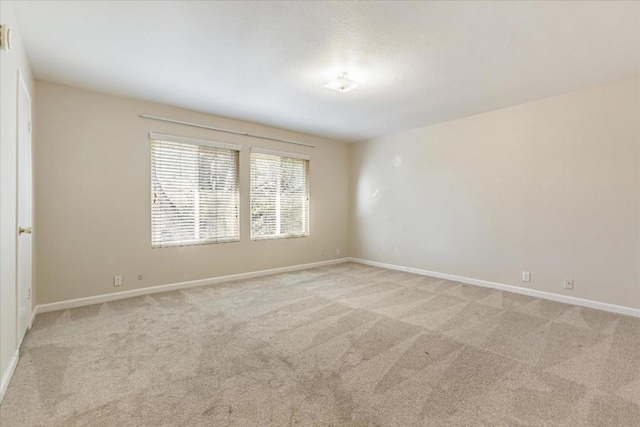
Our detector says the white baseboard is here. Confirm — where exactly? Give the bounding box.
[0,350,19,403]
[31,255,638,322]
[349,257,640,318]
[35,258,350,315]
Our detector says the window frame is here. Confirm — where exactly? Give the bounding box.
[149,132,242,248]
[249,147,310,241]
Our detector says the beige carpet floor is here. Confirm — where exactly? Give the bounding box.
[1,262,639,426]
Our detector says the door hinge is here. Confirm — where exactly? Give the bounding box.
[28,288,32,299]
[28,122,32,133]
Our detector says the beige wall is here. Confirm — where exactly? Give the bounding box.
[35,81,349,304]
[1,1,35,387]
[32,75,640,311]
[350,77,640,309]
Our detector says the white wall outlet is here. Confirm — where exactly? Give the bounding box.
[522,271,530,282]
[114,275,123,287]
[336,248,341,255]
[564,278,574,290]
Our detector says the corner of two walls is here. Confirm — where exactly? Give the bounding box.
[348,77,640,310]
[35,77,640,312]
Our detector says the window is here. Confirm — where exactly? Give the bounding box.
[150,133,240,248]
[250,148,309,240]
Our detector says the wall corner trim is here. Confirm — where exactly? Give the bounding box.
[30,306,39,329]
[348,258,640,318]
[0,350,19,403]
[33,258,350,317]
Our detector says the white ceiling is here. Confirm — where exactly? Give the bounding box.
[12,1,640,142]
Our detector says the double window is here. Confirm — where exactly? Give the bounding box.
[150,134,309,247]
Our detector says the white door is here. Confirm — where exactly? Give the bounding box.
[16,73,32,346]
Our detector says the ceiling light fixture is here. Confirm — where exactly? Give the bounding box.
[323,72,359,93]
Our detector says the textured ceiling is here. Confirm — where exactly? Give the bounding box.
[12,1,640,142]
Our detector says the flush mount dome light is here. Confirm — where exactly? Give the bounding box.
[323,72,359,93]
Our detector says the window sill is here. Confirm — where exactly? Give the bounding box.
[152,238,240,248]
[250,234,309,241]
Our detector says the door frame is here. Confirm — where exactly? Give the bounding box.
[16,70,33,343]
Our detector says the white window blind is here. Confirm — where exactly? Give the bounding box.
[250,148,309,240]
[150,133,240,248]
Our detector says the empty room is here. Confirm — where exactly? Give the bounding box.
[1,1,639,425]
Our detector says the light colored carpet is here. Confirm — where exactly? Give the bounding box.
[1,262,639,426]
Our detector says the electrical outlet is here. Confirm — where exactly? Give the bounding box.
[522,271,530,282]
[564,278,574,290]
[114,275,123,287]
[336,248,341,255]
